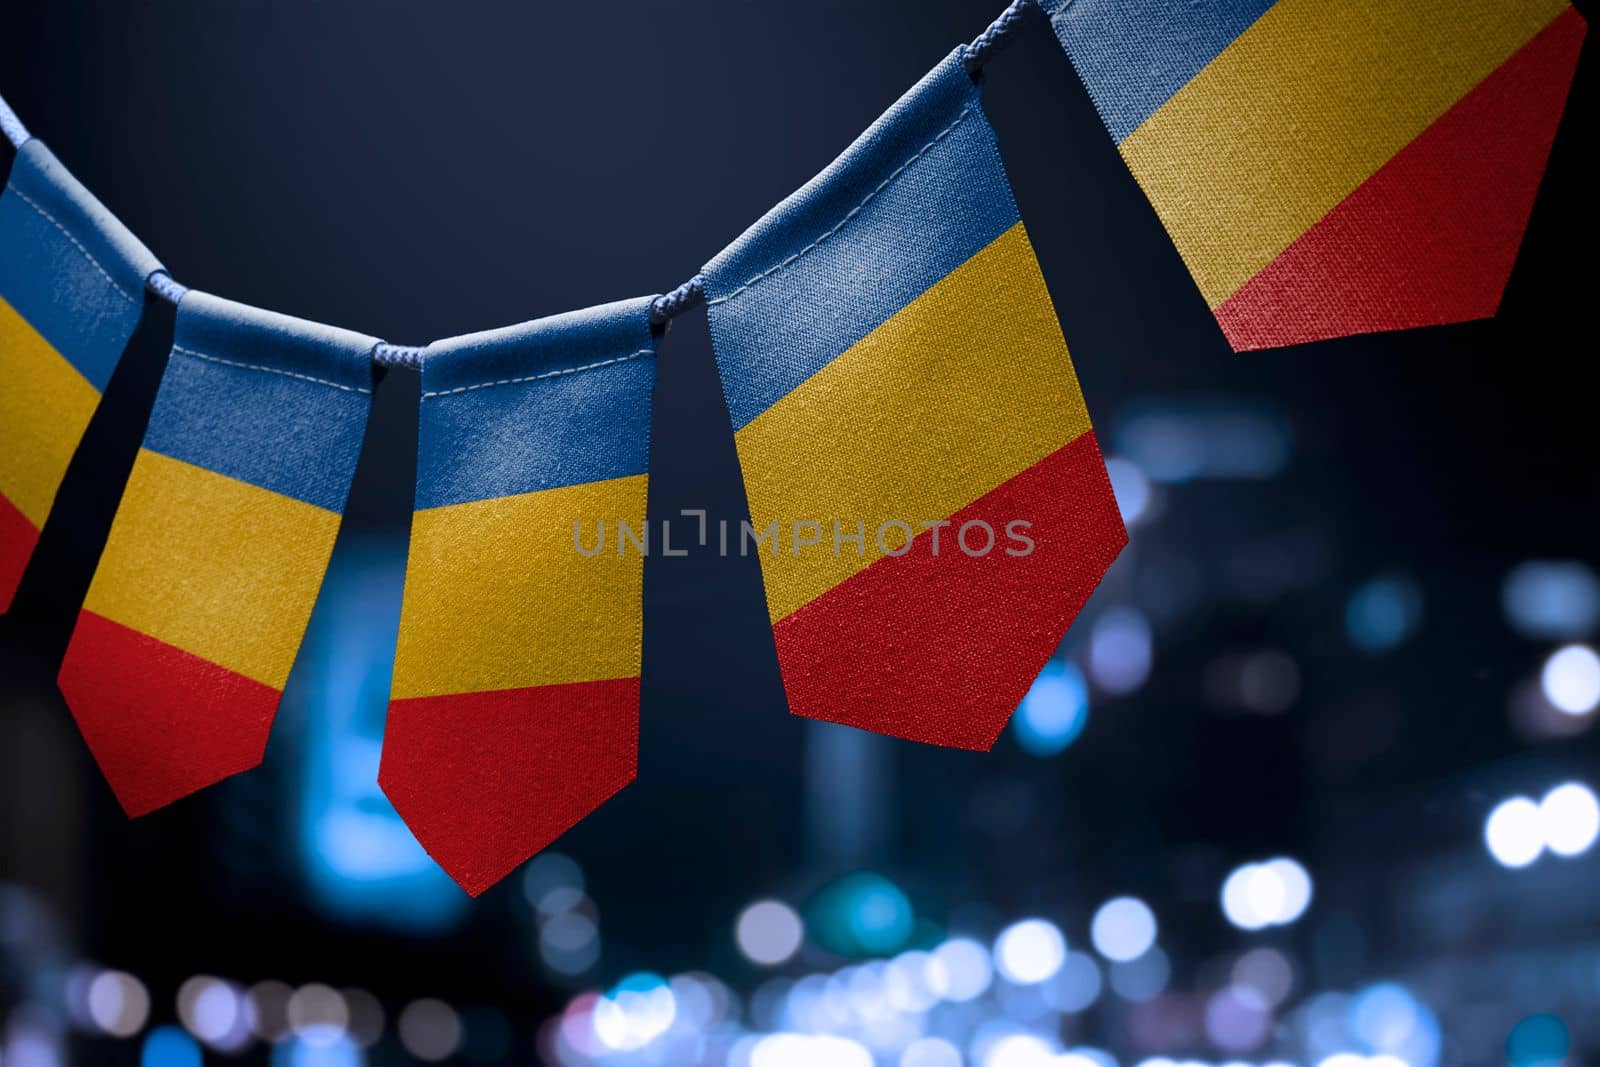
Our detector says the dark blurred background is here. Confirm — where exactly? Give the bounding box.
[1,2,1596,1066]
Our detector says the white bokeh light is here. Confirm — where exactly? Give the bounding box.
[1485,796,1545,868]
[1221,858,1312,929]
[1540,782,1600,857]
[981,1033,1056,1067]
[736,900,805,967]
[87,971,149,1038]
[932,938,994,1002]
[994,920,1067,985]
[1265,857,1312,923]
[1089,897,1157,962]
[900,1036,964,1067]
[1541,645,1600,715]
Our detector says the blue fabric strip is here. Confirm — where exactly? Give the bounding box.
[141,291,378,511]
[701,50,1019,432]
[1037,0,1277,144]
[416,297,658,509]
[0,140,162,391]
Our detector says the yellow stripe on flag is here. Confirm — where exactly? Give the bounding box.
[1,295,101,526]
[1120,0,1567,307]
[735,221,1092,624]
[391,474,648,700]
[83,449,340,687]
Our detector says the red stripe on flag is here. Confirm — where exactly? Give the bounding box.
[772,430,1125,751]
[380,676,640,896]
[0,492,40,613]
[58,610,283,816]
[1215,7,1586,351]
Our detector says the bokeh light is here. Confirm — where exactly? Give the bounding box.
[1089,897,1157,962]
[1540,645,1600,715]
[1538,781,1600,857]
[1485,796,1546,868]
[397,998,462,1062]
[87,970,150,1038]
[994,919,1066,985]
[140,1025,201,1067]
[736,899,805,967]
[931,938,993,1002]
[1506,1013,1570,1067]
[1105,455,1153,525]
[1221,857,1313,929]
[900,1036,963,1067]
[1345,575,1423,652]
[1012,661,1090,758]
[1503,561,1600,639]
[1089,608,1154,695]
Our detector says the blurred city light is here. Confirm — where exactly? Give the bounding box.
[1106,947,1169,1002]
[1089,897,1157,963]
[1221,858,1313,929]
[1502,561,1600,639]
[176,976,249,1053]
[1013,661,1090,758]
[1205,985,1271,1051]
[1484,784,1599,868]
[736,899,805,967]
[1345,575,1423,653]
[1089,608,1154,695]
[286,984,348,1048]
[752,1032,873,1067]
[900,1036,963,1067]
[272,1035,361,1067]
[340,989,383,1049]
[397,998,461,1062]
[1537,781,1600,857]
[140,1025,201,1067]
[248,981,293,1043]
[1045,951,1102,1013]
[592,974,674,1052]
[522,852,585,912]
[1485,796,1545,868]
[1231,947,1294,1007]
[1104,456,1153,525]
[1540,644,1600,715]
[931,938,994,1002]
[1115,404,1290,483]
[86,970,149,1038]
[1506,1013,1570,1067]
[291,535,467,932]
[994,920,1067,985]
[1348,982,1441,1067]
[808,873,914,958]
[980,1032,1056,1067]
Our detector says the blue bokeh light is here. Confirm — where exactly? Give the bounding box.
[1013,661,1090,757]
[807,873,915,958]
[141,1026,201,1067]
[287,533,467,930]
[1503,561,1600,639]
[1506,1013,1570,1067]
[1345,575,1423,653]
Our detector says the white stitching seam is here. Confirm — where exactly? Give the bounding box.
[421,347,654,399]
[172,345,372,395]
[706,106,975,307]
[8,185,138,305]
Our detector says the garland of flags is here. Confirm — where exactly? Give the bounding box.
[0,0,1583,895]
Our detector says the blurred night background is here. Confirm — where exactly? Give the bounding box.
[1,1,1597,1065]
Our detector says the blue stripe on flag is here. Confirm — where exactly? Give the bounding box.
[0,140,161,390]
[416,296,657,509]
[1038,0,1277,143]
[141,292,378,511]
[701,50,1019,432]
